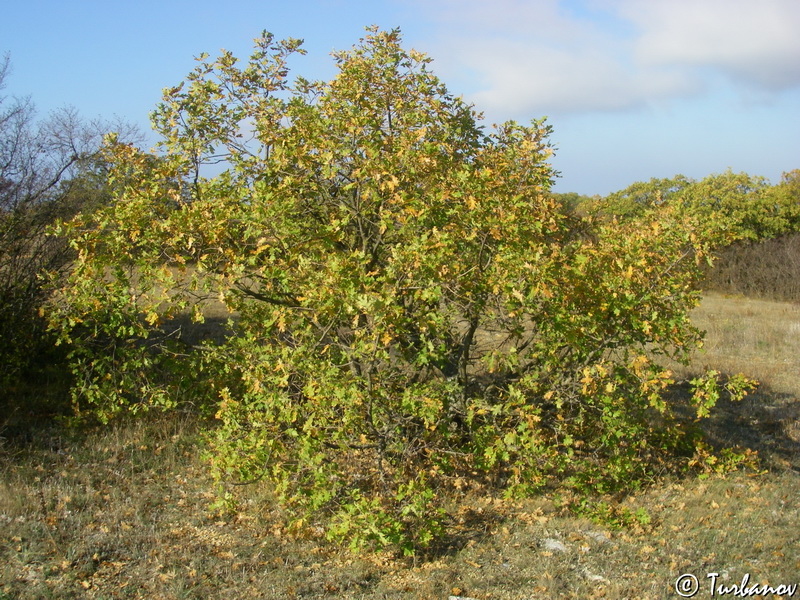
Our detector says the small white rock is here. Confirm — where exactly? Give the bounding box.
[582,569,609,584]
[583,530,610,545]
[542,538,569,552]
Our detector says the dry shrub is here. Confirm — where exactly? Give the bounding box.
[703,232,800,302]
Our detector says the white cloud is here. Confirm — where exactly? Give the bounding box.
[458,38,700,115]
[621,0,800,90]
[407,0,800,117]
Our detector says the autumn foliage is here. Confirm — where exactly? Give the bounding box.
[49,28,755,553]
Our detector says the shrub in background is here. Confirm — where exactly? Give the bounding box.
[701,170,800,301]
[0,57,139,410]
[592,169,800,303]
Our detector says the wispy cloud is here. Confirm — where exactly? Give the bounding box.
[410,0,800,117]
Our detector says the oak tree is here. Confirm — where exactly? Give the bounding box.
[50,28,753,553]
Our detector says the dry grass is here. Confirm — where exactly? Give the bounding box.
[687,293,800,396]
[673,293,800,472]
[1,292,799,599]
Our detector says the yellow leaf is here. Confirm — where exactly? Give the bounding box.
[465,559,482,569]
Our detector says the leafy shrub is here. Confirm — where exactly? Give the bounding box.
[592,169,800,301]
[49,28,754,554]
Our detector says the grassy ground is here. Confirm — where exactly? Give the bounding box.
[1,292,798,599]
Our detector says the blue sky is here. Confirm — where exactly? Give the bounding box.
[2,0,798,195]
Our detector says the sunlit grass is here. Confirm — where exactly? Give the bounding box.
[687,293,800,397]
